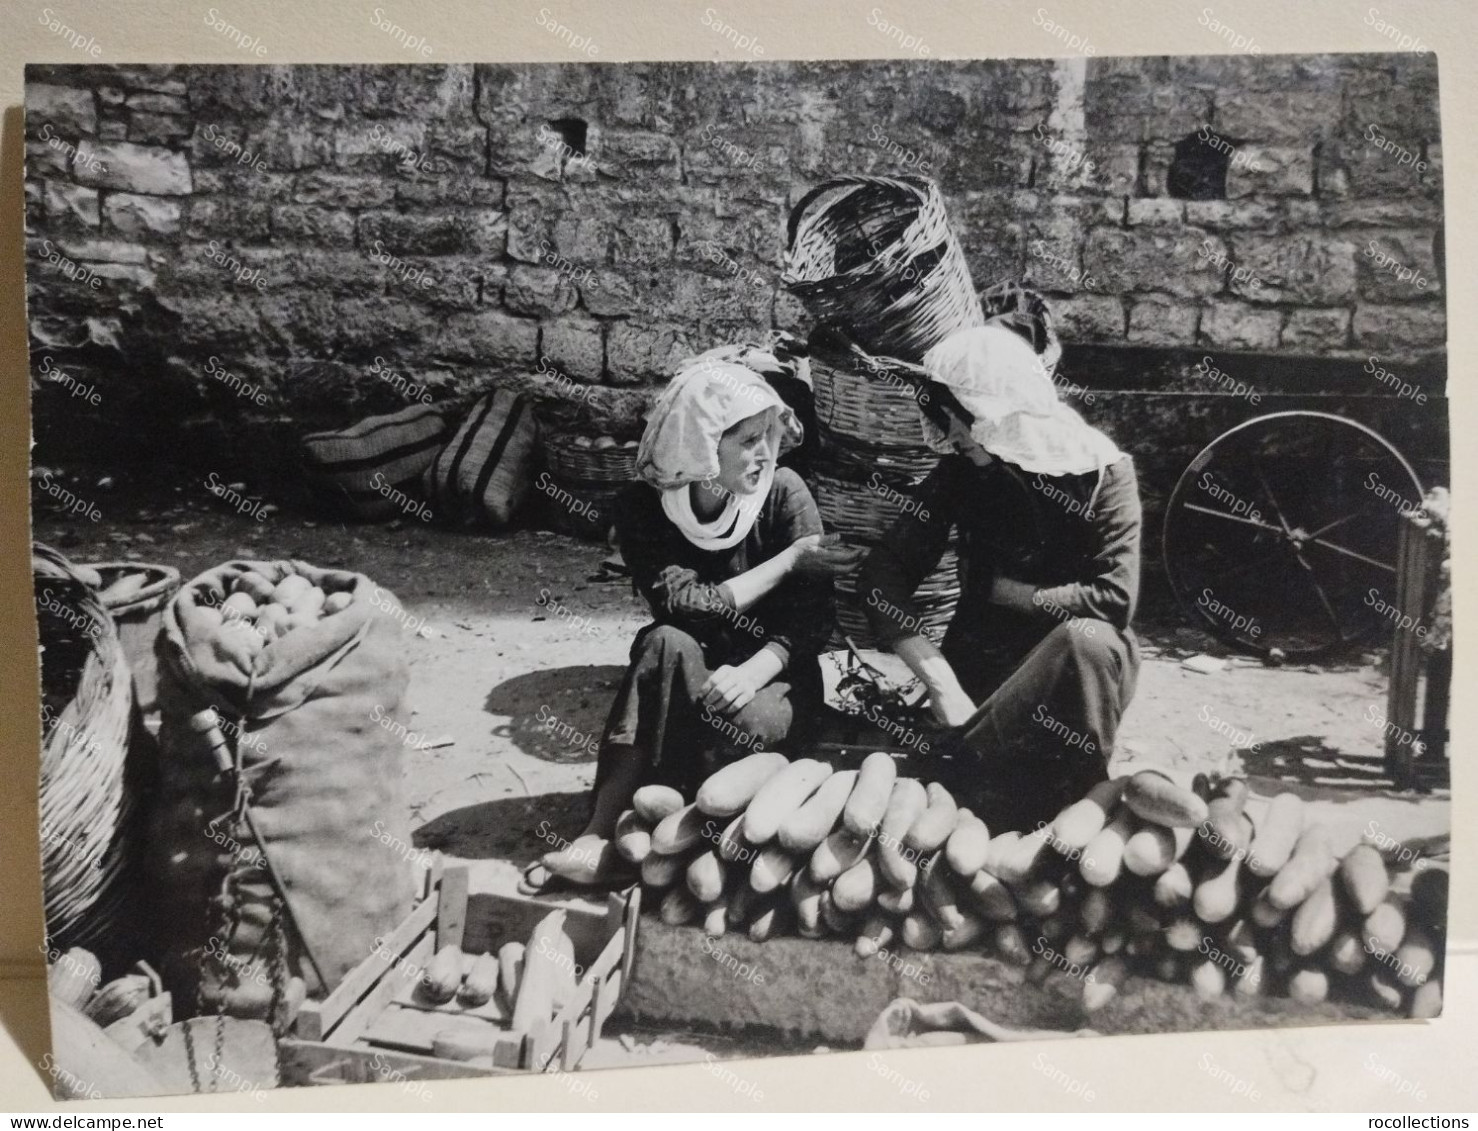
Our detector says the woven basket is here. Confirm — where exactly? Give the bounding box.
[814,469,932,544]
[86,561,181,735]
[544,433,639,486]
[783,175,984,362]
[34,543,139,955]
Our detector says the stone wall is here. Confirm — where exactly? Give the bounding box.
[24,56,1445,486]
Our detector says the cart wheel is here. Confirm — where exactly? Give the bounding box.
[1163,410,1423,657]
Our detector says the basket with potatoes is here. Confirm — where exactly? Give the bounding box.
[152,560,418,1029]
[620,751,1447,1020]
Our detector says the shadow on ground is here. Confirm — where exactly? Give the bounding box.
[414,791,593,862]
[483,665,626,763]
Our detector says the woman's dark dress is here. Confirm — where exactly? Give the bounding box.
[861,453,1143,830]
[595,468,834,798]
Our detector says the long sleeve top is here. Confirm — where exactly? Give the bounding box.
[860,453,1142,698]
[614,468,835,673]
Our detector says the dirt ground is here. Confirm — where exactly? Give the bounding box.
[32,466,1451,1059]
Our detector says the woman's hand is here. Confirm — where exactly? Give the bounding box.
[699,663,762,716]
[893,634,976,728]
[927,678,977,728]
[788,533,867,577]
[989,575,1039,614]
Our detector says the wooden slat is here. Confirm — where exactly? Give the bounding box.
[437,866,469,951]
[278,1039,506,1087]
[362,1004,503,1056]
[332,933,433,1047]
[296,888,440,1041]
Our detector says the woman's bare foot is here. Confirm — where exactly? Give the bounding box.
[519,834,629,893]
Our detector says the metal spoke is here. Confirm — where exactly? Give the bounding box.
[1305,509,1373,541]
[1252,458,1299,540]
[1198,543,1289,583]
[1181,502,1285,536]
[1306,536,1397,574]
[1291,546,1349,641]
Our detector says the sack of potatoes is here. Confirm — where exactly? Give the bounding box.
[179,563,361,666]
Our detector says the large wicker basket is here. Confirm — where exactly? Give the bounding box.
[833,547,961,648]
[34,543,141,957]
[540,433,638,543]
[783,175,984,362]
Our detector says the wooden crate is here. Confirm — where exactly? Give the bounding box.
[279,862,640,1087]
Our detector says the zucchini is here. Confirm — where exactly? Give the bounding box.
[842,751,897,836]
[742,758,832,844]
[778,769,857,853]
[696,751,790,817]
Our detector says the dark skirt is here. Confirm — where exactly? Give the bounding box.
[593,623,822,800]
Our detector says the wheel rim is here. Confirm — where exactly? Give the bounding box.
[1162,410,1423,657]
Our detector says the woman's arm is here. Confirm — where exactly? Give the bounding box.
[995,459,1142,630]
[858,460,960,647]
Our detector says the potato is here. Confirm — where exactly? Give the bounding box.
[235,572,277,602]
[222,591,258,619]
[272,574,312,605]
[324,591,353,614]
[288,585,326,619]
[254,604,291,639]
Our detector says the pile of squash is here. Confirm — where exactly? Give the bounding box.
[48,947,164,1029]
[619,752,1446,1019]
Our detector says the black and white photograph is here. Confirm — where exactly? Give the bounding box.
[23,32,1452,1106]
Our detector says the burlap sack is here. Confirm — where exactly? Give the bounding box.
[151,559,416,1027]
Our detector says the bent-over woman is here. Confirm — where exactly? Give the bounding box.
[525,355,861,891]
[860,323,1142,833]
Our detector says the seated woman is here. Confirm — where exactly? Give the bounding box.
[860,323,1142,833]
[526,355,861,891]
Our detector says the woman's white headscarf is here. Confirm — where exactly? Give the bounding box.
[919,323,1124,478]
[637,353,802,551]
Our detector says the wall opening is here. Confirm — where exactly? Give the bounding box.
[1167,128,1241,200]
[548,117,588,158]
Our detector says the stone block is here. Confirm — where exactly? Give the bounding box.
[395,175,506,208]
[504,265,579,318]
[611,217,674,266]
[26,139,70,178]
[270,205,356,247]
[1126,198,1185,226]
[1053,294,1126,341]
[433,309,539,366]
[27,84,97,137]
[291,171,396,209]
[1352,304,1446,354]
[1214,88,1344,143]
[1226,146,1315,197]
[72,139,192,195]
[358,210,506,256]
[579,272,640,318]
[43,182,100,230]
[184,197,271,242]
[1227,234,1358,304]
[1357,232,1441,300]
[1127,294,1198,347]
[541,317,606,381]
[103,192,181,238]
[1083,228,1227,297]
[1200,299,1283,351]
[606,322,697,385]
[128,111,193,145]
[1280,307,1352,351]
